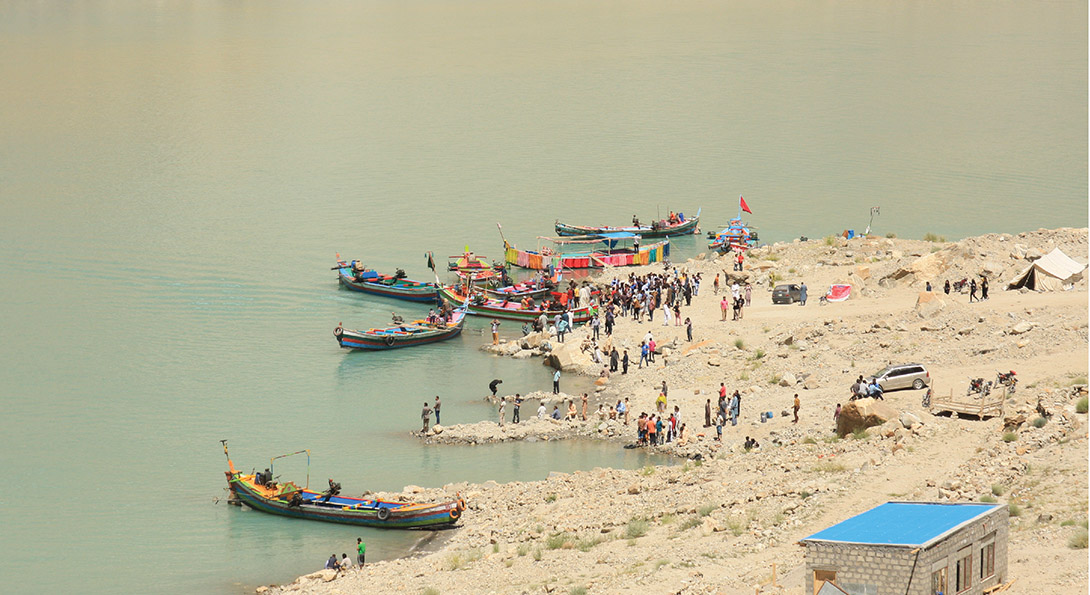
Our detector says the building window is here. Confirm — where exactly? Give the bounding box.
[931,567,947,595]
[813,570,837,595]
[956,551,973,593]
[980,541,995,579]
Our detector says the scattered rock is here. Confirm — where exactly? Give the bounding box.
[1009,321,1034,335]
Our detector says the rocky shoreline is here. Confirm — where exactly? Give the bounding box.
[265,228,1089,595]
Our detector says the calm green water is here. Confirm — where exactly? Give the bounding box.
[0,1,1085,593]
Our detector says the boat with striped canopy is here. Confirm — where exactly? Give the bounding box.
[555,209,699,238]
[334,304,468,350]
[503,233,669,271]
[335,258,437,303]
[222,444,464,529]
[437,285,597,323]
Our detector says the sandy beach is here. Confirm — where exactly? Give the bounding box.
[262,228,1088,595]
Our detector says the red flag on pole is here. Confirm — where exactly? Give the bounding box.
[739,195,752,214]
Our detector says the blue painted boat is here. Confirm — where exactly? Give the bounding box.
[223,445,464,529]
[707,217,759,253]
[335,259,437,303]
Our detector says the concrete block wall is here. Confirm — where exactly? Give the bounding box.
[805,543,916,594]
[804,507,1009,595]
[914,507,1009,595]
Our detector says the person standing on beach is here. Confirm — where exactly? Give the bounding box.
[793,394,800,424]
[735,250,744,271]
[638,341,649,369]
[713,273,720,295]
[421,402,432,433]
[537,402,547,418]
[356,538,366,566]
[622,349,630,374]
[799,282,808,306]
[513,394,522,424]
[981,276,989,300]
[648,336,656,363]
[489,378,503,397]
[498,397,506,426]
[610,347,619,372]
[745,283,752,306]
[705,398,712,427]
[685,317,693,342]
[969,278,978,302]
[661,380,668,398]
[433,396,441,425]
[552,368,561,394]
[729,392,739,426]
[944,279,951,295]
[591,315,600,340]
[720,295,728,321]
[581,393,588,420]
[491,318,500,345]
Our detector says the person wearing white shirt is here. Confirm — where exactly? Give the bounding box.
[537,403,547,418]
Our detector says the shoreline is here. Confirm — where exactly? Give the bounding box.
[263,227,1089,594]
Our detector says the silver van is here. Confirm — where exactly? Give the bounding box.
[869,364,930,391]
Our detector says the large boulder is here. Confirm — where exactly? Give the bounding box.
[914,292,946,319]
[519,332,547,350]
[543,342,593,371]
[837,399,900,437]
[885,249,954,286]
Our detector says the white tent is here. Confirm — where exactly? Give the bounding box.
[1006,248,1087,291]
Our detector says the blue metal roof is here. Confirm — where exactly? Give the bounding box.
[595,232,638,239]
[801,502,1000,547]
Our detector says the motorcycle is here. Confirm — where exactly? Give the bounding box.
[996,370,1017,393]
[967,377,993,397]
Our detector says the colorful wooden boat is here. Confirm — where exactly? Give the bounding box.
[707,218,759,253]
[222,445,464,529]
[482,278,555,300]
[555,209,699,238]
[335,306,468,350]
[448,251,502,284]
[504,234,669,271]
[335,259,437,303]
[437,285,597,323]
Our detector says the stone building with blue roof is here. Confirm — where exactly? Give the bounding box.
[799,502,1008,595]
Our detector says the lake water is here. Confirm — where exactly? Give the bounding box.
[0,1,1084,592]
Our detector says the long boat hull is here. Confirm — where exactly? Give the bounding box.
[504,239,669,270]
[437,286,596,323]
[482,281,554,300]
[555,216,698,238]
[225,462,464,529]
[335,312,466,350]
[337,265,437,303]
